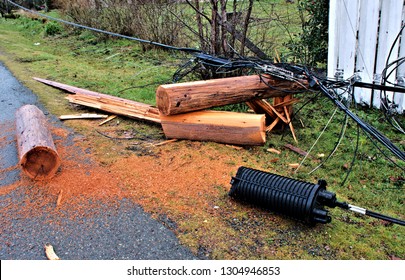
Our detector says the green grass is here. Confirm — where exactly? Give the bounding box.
[0,8,404,260]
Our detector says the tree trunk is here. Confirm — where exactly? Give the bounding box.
[156,74,307,115]
[160,110,266,146]
[240,0,254,56]
[15,104,61,180]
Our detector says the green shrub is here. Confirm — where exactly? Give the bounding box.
[43,20,62,36]
[285,0,329,67]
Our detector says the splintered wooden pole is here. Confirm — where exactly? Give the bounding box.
[156,74,307,116]
[15,105,61,180]
[160,111,266,146]
[33,77,161,123]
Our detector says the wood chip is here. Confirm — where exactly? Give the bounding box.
[56,190,63,207]
[44,243,60,260]
[267,148,281,154]
[289,163,300,168]
[225,144,243,150]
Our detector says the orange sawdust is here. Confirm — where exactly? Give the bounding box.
[111,143,242,215]
[1,122,244,223]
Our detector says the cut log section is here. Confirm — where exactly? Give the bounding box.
[160,111,266,146]
[15,105,61,180]
[156,74,307,116]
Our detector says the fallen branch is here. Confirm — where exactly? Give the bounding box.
[96,130,137,140]
[284,144,308,157]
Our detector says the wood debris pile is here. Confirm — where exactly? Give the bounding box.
[34,75,307,146]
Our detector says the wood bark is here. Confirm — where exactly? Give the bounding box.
[15,105,61,180]
[156,74,307,115]
[160,110,266,146]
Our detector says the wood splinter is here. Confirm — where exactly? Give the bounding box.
[56,190,63,207]
[44,243,60,260]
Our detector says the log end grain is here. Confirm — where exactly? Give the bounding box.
[20,146,61,180]
[156,85,171,116]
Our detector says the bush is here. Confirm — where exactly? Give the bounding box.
[55,0,190,50]
[43,20,62,36]
[285,0,329,67]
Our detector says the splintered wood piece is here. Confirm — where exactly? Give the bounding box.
[284,106,297,143]
[59,113,109,120]
[56,190,63,207]
[284,144,308,156]
[33,77,161,123]
[160,110,266,146]
[266,117,280,132]
[15,105,61,180]
[152,139,178,146]
[156,74,307,115]
[272,98,300,108]
[267,148,281,154]
[99,115,117,126]
[44,244,60,260]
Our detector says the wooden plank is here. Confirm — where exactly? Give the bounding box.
[394,3,405,114]
[373,0,403,108]
[354,0,380,106]
[59,113,109,120]
[327,0,339,79]
[337,0,359,99]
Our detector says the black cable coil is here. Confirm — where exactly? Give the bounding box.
[229,167,338,225]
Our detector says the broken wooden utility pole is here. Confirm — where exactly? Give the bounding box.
[160,110,266,146]
[34,78,267,146]
[15,104,61,180]
[33,77,161,123]
[156,74,307,116]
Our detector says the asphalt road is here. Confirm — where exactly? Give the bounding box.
[0,62,197,260]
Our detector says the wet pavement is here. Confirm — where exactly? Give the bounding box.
[0,62,197,260]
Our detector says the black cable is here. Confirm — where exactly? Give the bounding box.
[365,210,405,226]
[339,125,360,187]
[309,73,405,163]
[309,113,349,174]
[115,80,170,96]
